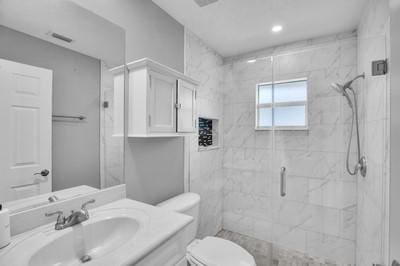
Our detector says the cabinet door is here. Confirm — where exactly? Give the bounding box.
[148,72,177,133]
[177,79,196,133]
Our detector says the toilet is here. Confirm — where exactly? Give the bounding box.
[157,193,256,266]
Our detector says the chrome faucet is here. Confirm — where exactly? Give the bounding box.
[45,210,65,230]
[45,199,95,230]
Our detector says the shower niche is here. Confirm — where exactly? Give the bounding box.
[198,117,220,151]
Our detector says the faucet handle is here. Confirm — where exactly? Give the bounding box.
[81,199,95,219]
[81,199,95,211]
[45,210,64,223]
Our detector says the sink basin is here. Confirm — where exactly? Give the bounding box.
[0,199,192,266]
[29,216,139,266]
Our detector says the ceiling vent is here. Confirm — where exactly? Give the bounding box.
[193,0,218,7]
[50,32,73,43]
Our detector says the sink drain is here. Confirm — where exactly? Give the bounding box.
[80,255,92,263]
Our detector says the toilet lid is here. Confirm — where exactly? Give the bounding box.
[187,237,256,266]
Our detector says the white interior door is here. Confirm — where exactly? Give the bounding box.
[0,59,52,202]
[148,71,177,133]
[177,79,196,133]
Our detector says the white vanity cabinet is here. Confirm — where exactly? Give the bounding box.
[127,58,198,137]
[135,227,188,266]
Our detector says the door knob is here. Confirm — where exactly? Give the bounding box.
[34,169,50,177]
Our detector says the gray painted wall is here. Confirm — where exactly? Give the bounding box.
[0,25,101,190]
[126,138,184,205]
[73,0,184,72]
[73,0,186,204]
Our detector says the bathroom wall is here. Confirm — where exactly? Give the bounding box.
[0,25,101,190]
[357,0,390,265]
[72,0,184,72]
[125,138,185,205]
[222,33,358,264]
[73,0,187,204]
[184,29,225,237]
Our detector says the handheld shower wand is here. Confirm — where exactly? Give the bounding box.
[330,73,367,177]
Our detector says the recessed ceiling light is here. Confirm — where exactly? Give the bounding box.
[247,59,257,63]
[272,25,283,33]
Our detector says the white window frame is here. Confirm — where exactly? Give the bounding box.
[255,77,308,131]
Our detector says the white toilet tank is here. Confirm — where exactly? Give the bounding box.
[157,193,200,245]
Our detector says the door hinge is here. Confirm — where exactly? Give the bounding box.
[148,115,151,126]
[175,103,182,109]
[372,59,388,76]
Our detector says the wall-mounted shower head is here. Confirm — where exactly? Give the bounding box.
[330,82,353,108]
[331,82,344,93]
[330,73,365,108]
[343,73,365,89]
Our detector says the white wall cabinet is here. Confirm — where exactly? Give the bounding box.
[148,71,177,133]
[127,58,198,137]
[177,79,197,133]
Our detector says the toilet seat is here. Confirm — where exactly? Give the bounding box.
[187,237,256,266]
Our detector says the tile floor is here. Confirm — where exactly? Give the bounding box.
[216,230,339,266]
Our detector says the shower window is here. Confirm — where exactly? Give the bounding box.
[255,78,308,130]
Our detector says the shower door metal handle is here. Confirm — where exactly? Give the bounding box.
[280,167,286,197]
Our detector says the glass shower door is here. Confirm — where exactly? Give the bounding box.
[222,55,274,250]
[269,52,313,259]
[270,41,358,265]
[252,56,274,245]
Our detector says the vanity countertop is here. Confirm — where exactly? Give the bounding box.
[4,185,99,214]
[0,198,193,266]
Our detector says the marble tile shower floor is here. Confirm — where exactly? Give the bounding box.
[216,230,338,266]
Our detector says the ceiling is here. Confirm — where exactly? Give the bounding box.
[152,0,367,58]
[0,0,125,67]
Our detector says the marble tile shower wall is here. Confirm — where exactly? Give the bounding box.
[222,35,359,265]
[184,29,225,237]
[100,62,124,188]
[357,1,390,265]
